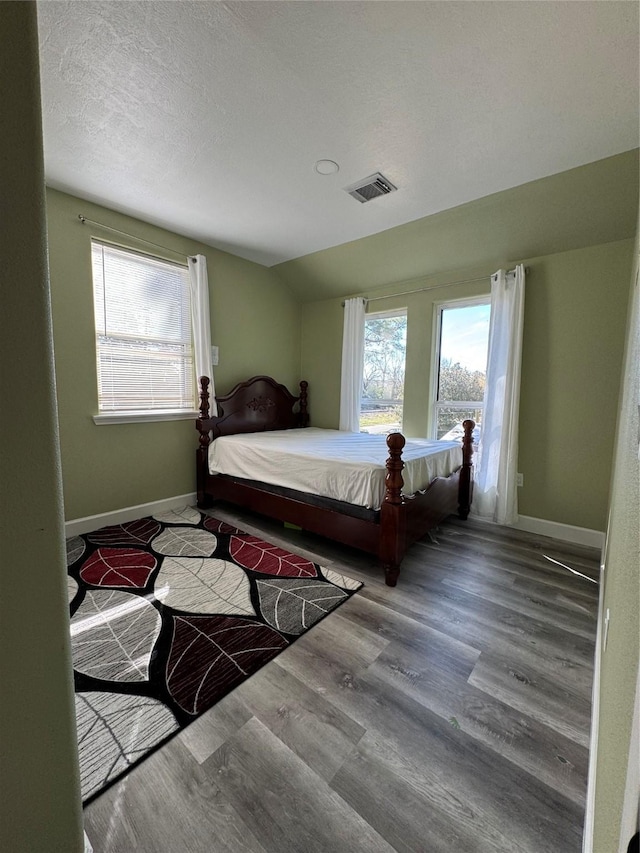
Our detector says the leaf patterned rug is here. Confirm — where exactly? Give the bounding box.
[66,506,362,803]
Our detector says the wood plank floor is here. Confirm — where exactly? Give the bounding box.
[84,507,600,853]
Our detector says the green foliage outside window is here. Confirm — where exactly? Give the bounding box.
[438,357,485,402]
[436,358,486,437]
[362,315,406,402]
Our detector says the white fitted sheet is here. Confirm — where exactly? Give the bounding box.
[208,428,462,510]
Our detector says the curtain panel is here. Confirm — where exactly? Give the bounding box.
[187,254,215,400]
[473,264,525,524]
[339,297,366,432]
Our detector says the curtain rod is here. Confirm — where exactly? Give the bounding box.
[78,215,191,260]
[342,267,526,306]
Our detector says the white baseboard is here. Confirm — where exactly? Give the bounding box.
[511,515,605,550]
[65,493,197,537]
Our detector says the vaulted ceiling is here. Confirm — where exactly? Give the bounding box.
[38,1,639,267]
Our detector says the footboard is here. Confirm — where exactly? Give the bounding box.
[379,433,407,586]
[379,421,475,586]
[458,419,475,519]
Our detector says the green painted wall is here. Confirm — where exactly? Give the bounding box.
[47,188,301,520]
[0,4,84,851]
[301,241,633,532]
[518,242,632,531]
[592,228,639,853]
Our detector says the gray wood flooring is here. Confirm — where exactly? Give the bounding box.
[84,508,600,853]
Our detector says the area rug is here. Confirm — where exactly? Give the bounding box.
[66,506,362,804]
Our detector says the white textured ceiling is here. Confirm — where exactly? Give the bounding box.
[37,1,639,267]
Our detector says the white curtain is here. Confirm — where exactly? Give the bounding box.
[187,254,214,400]
[339,297,366,432]
[473,264,525,524]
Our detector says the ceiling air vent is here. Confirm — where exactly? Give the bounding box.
[344,172,397,203]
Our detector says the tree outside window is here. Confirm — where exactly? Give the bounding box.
[360,310,407,433]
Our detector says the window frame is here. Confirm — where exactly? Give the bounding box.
[429,294,491,441]
[90,239,198,425]
[360,306,408,434]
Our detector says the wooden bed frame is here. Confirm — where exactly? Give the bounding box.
[196,375,474,586]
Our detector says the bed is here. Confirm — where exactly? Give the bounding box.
[196,375,474,586]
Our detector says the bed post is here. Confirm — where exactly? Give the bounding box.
[196,376,213,508]
[458,419,475,520]
[298,380,309,428]
[379,432,406,587]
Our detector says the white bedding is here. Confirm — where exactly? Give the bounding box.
[207,428,462,510]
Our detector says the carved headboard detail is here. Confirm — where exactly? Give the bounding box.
[246,395,276,414]
[196,375,308,446]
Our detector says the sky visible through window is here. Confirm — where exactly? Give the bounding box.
[440,303,491,372]
[435,301,491,441]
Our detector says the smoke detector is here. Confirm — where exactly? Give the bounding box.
[344,172,397,203]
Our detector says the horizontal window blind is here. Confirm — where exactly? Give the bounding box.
[92,241,194,412]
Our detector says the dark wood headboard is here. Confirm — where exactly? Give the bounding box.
[196,375,309,443]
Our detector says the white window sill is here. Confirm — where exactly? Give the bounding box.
[93,410,199,425]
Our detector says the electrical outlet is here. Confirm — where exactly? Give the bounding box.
[516,473,524,487]
[211,345,219,366]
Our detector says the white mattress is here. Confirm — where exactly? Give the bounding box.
[207,428,462,510]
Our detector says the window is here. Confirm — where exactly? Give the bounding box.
[360,309,407,433]
[91,241,195,420]
[432,297,490,443]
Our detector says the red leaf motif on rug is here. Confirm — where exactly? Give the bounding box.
[166,615,288,715]
[87,518,161,547]
[79,548,157,588]
[203,516,243,535]
[229,535,318,577]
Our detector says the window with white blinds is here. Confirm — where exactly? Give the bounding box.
[91,241,195,414]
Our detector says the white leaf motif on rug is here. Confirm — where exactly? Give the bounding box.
[155,557,255,616]
[152,506,201,526]
[256,579,348,634]
[321,568,362,590]
[68,575,79,604]
[67,536,85,566]
[75,691,178,801]
[70,590,162,681]
[152,527,217,558]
